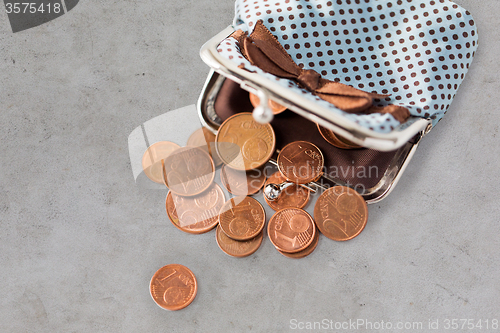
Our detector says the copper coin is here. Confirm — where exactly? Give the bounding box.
[220,165,266,196]
[215,112,276,171]
[313,186,368,241]
[142,141,181,184]
[166,183,225,234]
[267,208,316,253]
[264,172,310,211]
[150,264,197,311]
[162,146,215,196]
[187,127,223,166]
[317,124,362,149]
[215,225,263,257]
[278,226,319,259]
[277,141,324,184]
[249,92,287,114]
[218,196,266,241]
[336,133,362,148]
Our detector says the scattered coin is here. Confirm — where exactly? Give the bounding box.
[267,207,316,253]
[277,141,324,184]
[146,131,375,307]
[264,171,310,211]
[215,112,276,171]
[317,124,362,149]
[187,127,223,166]
[313,186,368,241]
[166,183,225,234]
[162,146,215,196]
[220,164,266,196]
[249,92,287,114]
[142,141,181,184]
[215,225,263,257]
[150,264,197,311]
[218,196,266,241]
[278,226,319,259]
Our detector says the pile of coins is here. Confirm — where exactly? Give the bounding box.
[144,110,369,310]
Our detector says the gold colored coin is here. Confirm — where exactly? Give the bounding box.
[142,141,181,184]
[267,208,316,253]
[313,186,368,241]
[215,113,276,171]
[150,264,197,311]
[166,183,225,234]
[278,226,319,259]
[215,225,263,257]
[249,93,287,114]
[218,196,266,241]
[162,146,215,196]
[317,124,362,149]
[264,172,310,211]
[187,127,223,166]
[277,141,324,184]
[220,165,266,196]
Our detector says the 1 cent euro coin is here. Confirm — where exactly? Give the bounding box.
[162,146,215,197]
[215,113,276,171]
[215,225,263,258]
[218,196,266,241]
[277,141,324,184]
[220,165,266,196]
[166,183,225,234]
[313,186,368,241]
[150,264,197,311]
[264,171,310,211]
[278,226,319,259]
[267,208,316,253]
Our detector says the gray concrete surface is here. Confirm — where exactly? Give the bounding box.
[0,0,499,332]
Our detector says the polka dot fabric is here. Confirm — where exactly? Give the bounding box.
[217,0,478,133]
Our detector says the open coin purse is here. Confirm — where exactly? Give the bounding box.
[198,0,477,203]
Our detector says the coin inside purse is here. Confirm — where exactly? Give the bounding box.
[198,71,422,203]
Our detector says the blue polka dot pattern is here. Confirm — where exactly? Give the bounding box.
[217,0,478,133]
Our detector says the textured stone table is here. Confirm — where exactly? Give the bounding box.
[0,0,498,331]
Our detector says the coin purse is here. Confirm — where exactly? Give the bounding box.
[198,0,477,203]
